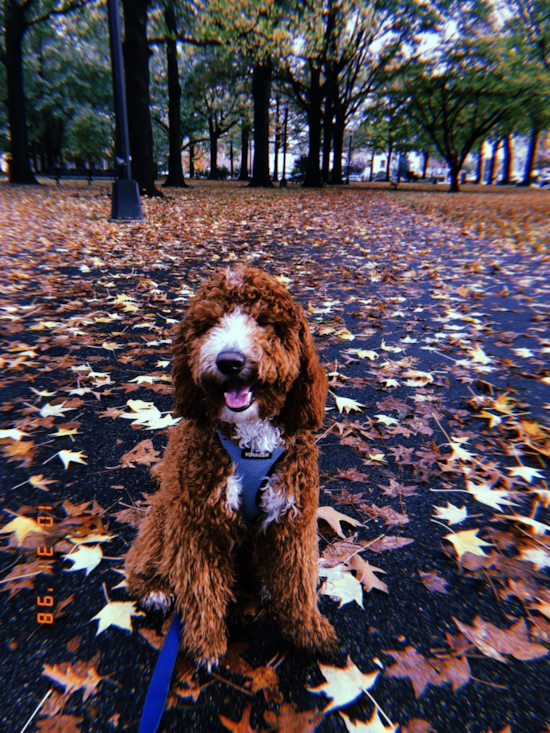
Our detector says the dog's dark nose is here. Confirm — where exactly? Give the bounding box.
[216,351,246,375]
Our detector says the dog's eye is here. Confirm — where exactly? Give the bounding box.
[258,317,284,337]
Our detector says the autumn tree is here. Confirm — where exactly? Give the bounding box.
[398,34,528,192]
[502,0,550,184]
[23,9,112,172]
[182,49,247,179]
[0,0,92,184]
[195,0,291,188]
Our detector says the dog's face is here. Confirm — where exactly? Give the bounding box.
[172,266,327,433]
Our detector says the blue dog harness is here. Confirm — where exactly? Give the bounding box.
[139,432,286,732]
[217,430,286,520]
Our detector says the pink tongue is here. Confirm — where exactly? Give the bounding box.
[224,385,251,409]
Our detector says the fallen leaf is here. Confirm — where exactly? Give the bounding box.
[341,708,398,732]
[317,506,363,538]
[308,657,379,712]
[90,600,145,635]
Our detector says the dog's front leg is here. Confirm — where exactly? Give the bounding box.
[256,511,337,653]
[168,535,236,670]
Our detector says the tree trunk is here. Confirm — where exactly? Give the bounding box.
[249,62,273,187]
[188,140,195,178]
[208,123,218,179]
[162,1,186,187]
[303,62,322,188]
[331,117,344,184]
[121,0,161,196]
[385,142,393,181]
[322,71,334,184]
[4,0,37,184]
[448,164,460,193]
[520,125,539,186]
[499,134,512,184]
[486,138,499,185]
[238,124,249,181]
[474,143,484,184]
[422,150,429,179]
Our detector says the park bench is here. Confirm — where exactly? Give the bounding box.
[52,167,116,185]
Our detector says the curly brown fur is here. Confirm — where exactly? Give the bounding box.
[125,265,336,669]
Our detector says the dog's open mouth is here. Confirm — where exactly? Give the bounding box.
[223,379,254,412]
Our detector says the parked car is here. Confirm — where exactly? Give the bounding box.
[373,172,387,181]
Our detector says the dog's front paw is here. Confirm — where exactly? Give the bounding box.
[140,590,174,614]
[196,653,221,673]
[284,613,338,654]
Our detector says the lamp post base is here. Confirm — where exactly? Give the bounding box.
[111,179,143,220]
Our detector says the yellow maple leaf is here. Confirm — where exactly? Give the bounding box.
[341,708,398,732]
[444,529,492,559]
[309,658,379,713]
[57,450,88,469]
[334,395,365,414]
[375,414,399,426]
[0,515,46,545]
[91,600,145,635]
[467,345,491,364]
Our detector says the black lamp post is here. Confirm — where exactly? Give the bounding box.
[107,0,143,220]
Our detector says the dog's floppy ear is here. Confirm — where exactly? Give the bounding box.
[277,309,327,434]
[171,322,208,422]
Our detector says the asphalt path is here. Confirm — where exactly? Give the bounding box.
[0,182,548,733]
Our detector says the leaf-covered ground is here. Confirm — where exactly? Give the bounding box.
[1,180,549,733]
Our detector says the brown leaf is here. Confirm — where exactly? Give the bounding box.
[316,506,363,538]
[430,656,471,691]
[37,715,83,733]
[384,646,437,697]
[366,536,415,553]
[42,659,106,700]
[401,720,437,733]
[362,504,409,525]
[119,439,161,468]
[336,468,371,483]
[263,703,323,732]
[453,616,549,662]
[220,706,258,733]
[418,570,449,594]
[348,555,388,593]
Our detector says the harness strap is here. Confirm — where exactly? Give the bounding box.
[138,612,182,733]
[217,431,285,520]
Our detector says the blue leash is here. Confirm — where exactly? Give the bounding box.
[139,613,182,733]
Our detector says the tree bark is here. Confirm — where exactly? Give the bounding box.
[322,71,334,184]
[188,140,195,178]
[4,0,37,184]
[303,62,322,188]
[238,124,249,180]
[520,125,539,186]
[499,134,512,184]
[448,164,461,193]
[422,150,429,179]
[474,143,484,184]
[121,0,161,196]
[486,138,499,185]
[162,0,186,187]
[249,62,273,187]
[331,118,344,184]
[385,142,393,181]
[208,122,218,179]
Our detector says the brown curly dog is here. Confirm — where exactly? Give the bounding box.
[125,265,337,669]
